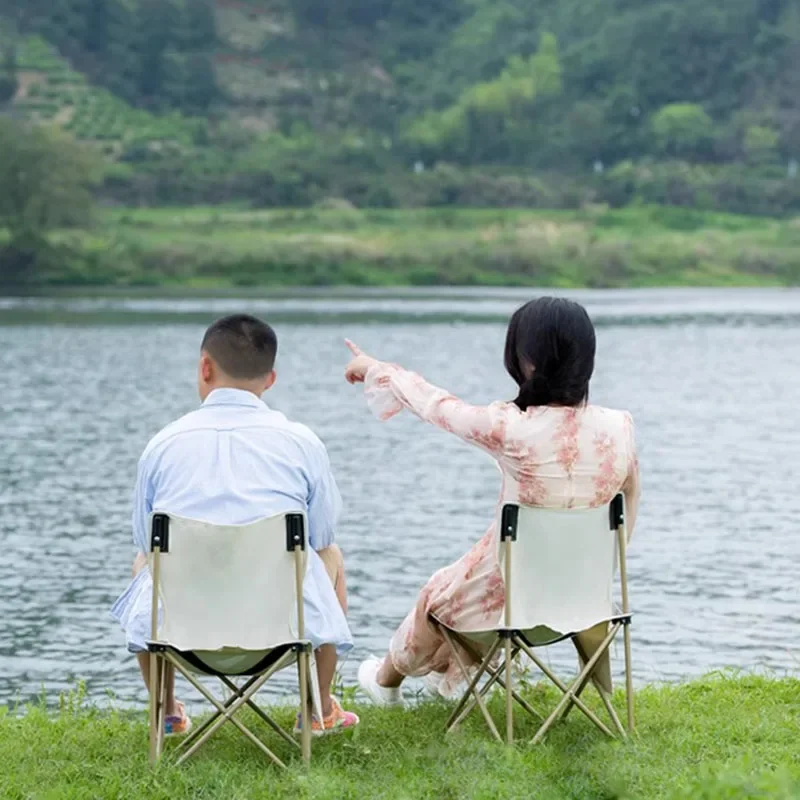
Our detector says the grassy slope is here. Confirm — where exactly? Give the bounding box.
[0,676,798,799]
[48,205,800,288]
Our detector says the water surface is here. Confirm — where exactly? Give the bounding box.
[1,288,798,709]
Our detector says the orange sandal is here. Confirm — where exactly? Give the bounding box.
[293,698,359,737]
[164,701,192,737]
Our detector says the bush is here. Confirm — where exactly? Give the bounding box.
[651,104,715,160]
[0,72,17,104]
[743,126,780,166]
[597,160,800,216]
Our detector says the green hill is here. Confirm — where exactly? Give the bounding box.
[1,0,799,213]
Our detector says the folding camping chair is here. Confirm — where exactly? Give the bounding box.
[146,511,320,768]
[430,493,634,745]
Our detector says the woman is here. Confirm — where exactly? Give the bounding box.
[344,297,640,703]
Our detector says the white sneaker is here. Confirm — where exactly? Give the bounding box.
[422,671,445,698]
[358,657,404,707]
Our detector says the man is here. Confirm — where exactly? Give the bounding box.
[111,314,358,735]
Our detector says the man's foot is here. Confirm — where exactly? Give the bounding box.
[164,701,192,737]
[293,697,359,737]
[358,656,405,707]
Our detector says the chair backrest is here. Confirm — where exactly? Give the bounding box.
[499,495,625,635]
[149,511,307,653]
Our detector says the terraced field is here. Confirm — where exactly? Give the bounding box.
[7,1,394,154]
[11,36,203,156]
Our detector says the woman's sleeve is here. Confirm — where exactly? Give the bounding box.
[363,361,510,456]
[622,413,640,541]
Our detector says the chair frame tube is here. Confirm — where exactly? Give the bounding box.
[503,536,513,744]
[617,520,635,732]
[149,543,162,764]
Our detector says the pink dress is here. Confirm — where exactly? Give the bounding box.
[363,361,639,696]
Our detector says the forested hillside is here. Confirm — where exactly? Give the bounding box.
[1,0,799,212]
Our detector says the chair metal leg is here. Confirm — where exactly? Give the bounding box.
[443,635,499,731]
[169,654,304,764]
[148,652,159,764]
[177,668,283,767]
[174,673,258,753]
[298,649,312,766]
[566,636,627,738]
[441,628,502,742]
[557,678,589,723]
[558,636,591,724]
[517,628,620,743]
[451,646,540,728]
[171,652,292,768]
[178,673,300,755]
[450,654,500,731]
[505,635,514,745]
[448,634,542,728]
[215,676,301,751]
[596,684,627,739]
[156,659,167,759]
[516,639,608,733]
[623,623,635,732]
[560,639,610,728]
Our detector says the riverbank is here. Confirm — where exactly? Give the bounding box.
[35,205,800,288]
[0,675,797,799]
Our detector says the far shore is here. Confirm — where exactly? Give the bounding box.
[7,205,799,290]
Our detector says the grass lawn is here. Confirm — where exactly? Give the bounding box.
[38,205,800,288]
[0,675,797,799]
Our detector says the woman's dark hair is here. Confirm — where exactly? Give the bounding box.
[504,297,596,410]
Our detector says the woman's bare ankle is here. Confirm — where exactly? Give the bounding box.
[376,657,404,688]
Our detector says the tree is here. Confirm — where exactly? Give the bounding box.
[136,0,182,100]
[168,0,218,110]
[743,125,780,165]
[0,119,96,281]
[84,0,109,53]
[182,0,217,50]
[405,32,563,164]
[0,44,18,104]
[105,0,140,102]
[293,0,394,29]
[181,51,217,111]
[651,103,715,159]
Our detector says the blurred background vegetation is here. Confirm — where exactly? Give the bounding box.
[1,0,799,285]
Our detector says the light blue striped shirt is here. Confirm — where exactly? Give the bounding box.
[111,388,353,654]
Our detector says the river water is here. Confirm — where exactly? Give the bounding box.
[1,288,798,710]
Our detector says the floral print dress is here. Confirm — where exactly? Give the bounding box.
[362,361,638,696]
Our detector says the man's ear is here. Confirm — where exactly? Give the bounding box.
[263,370,277,392]
[200,352,215,383]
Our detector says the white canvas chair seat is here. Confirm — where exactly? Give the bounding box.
[146,512,317,768]
[152,644,297,677]
[430,495,634,745]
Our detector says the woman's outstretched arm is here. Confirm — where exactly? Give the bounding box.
[345,340,510,457]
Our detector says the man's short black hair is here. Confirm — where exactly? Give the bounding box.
[201,314,277,379]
